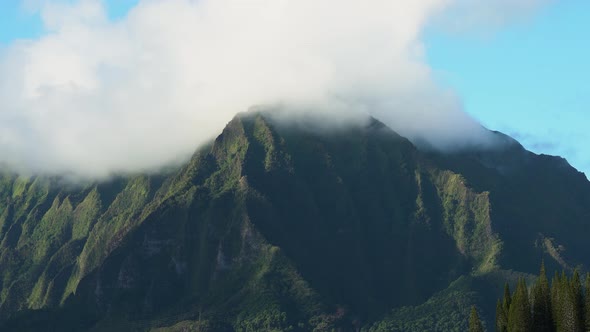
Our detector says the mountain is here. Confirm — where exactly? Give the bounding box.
[0,111,588,331]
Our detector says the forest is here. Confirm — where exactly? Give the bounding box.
[488,262,590,332]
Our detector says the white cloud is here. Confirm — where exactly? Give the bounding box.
[0,0,547,178]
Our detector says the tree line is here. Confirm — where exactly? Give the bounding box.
[493,262,590,332]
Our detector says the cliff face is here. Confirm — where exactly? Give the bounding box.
[0,111,588,331]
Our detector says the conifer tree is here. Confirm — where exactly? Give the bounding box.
[559,270,583,332]
[585,273,590,331]
[504,283,512,308]
[571,269,584,330]
[532,261,553,332]
[496,300,508,332]
[496,283,511,332]
[508,278,532,332]
[470,306,485,332]
[502,283,512,325]
[494,267,590,332]
[552,271,562,330]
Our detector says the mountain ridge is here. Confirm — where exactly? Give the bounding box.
[0,110,589,331]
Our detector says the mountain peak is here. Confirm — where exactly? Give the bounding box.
[1,110,590,331]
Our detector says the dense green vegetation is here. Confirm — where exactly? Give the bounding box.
[470,306,485,332]
[495,263,590,332]
[0,110,589,331]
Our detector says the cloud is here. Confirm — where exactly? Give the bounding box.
[0,0,547,179]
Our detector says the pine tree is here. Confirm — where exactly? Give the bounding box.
[503,283,512,325]
[532,261,553,331]
[496,299,508,332]
[504,283,512,308]
[493,267,590,332]
[560,270,583,332]
[496,283,511,332]
[470,306,485,332]
[552,271,562,331]
[571,269,584,330]
[585,273,590,331]
[508,278,532,332]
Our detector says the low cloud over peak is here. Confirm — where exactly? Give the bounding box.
[0,0,547,179]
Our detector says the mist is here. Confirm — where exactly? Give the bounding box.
[0,0,546,179]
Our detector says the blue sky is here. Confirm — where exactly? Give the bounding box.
[0,0,588,176]
[425,0,589,175]
[0,2,42,43]
[0,0,138,43]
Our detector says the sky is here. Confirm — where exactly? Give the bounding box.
[425,0,590,176]
[0,0,587,178]
[0,1,138,42]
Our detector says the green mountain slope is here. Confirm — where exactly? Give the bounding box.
[0,111,589,331]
